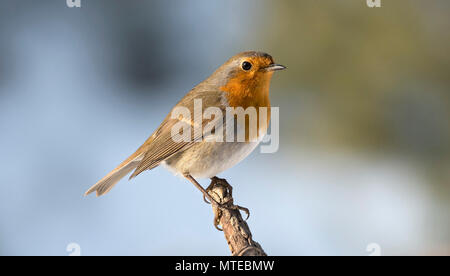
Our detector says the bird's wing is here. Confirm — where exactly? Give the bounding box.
[129,90,226,178]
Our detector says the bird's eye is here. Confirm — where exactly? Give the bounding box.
[241,61,252,71]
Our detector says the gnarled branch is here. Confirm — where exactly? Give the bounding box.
[207,177,266,256]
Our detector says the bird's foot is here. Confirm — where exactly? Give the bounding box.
[203,176,233,204]
[205,177,250,231]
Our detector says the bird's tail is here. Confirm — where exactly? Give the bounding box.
[84,151,144,197]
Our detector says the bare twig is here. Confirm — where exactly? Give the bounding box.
[207,177,266,256]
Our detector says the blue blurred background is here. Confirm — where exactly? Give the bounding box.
[0,0,449,255]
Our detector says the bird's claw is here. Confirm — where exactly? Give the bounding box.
[205,177,250,230]
[203,194,211,204]
[234,205,250,220]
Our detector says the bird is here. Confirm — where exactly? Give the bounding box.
[84,51,285,205]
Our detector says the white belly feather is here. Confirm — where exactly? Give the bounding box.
[163,139,261,179]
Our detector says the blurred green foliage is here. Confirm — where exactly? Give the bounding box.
[262,0,449,164]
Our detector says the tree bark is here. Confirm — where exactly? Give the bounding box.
[207,177,266,256]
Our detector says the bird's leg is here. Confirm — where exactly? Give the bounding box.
[184,174,222,207]
[206,177,250,221]
[184,174,227,230]
[203,176,232,204]
[185,174,250,230]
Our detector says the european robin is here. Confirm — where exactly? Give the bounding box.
[85,51,285,205]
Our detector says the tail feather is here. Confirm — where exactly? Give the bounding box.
[85,153,144,197]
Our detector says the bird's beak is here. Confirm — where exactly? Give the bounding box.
[265,63,286,72]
